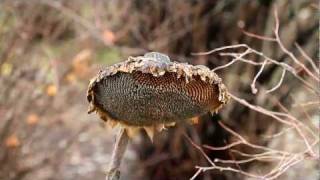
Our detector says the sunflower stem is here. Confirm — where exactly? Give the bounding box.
[106,128,129,180]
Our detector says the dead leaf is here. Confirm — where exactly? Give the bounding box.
[1,63,13,76]
[46,84,57,97]
[26,113,39,125]
[73,49,92,65]
[5,135,20,148]
[102,29,116,45]
[65,72,77,83]
[190,117,200,124]
[72,49,92,79]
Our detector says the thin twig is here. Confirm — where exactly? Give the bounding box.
[251,60,268,94]
[273,9,319,82]
[294,43,319,74]
[266,68,286,93]
[213,49,252,72]
[187,8,319,179]
[242,29,277,42]
[229,93,317,156]
[191,44,248,55]
[203,141,242,151]
[192,41,320,95]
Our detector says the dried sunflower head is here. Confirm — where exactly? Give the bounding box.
[87,52,229,139]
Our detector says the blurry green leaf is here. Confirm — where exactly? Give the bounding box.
[96,48,121,65]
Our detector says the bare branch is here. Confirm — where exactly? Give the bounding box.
[242,29,277,42]
[266,68,286,94]
[188,9,319,179]
[294,43,319,75]
[213,49,252,72]
[203,141,242,151]
[273,9,320,82]
[191,44,248,55]
[251,60,268,94]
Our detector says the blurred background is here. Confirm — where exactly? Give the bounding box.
[0,0,318,180]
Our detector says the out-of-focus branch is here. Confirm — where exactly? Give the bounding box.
[38,0,147,55]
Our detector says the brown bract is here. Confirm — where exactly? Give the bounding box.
[87,54,229,139]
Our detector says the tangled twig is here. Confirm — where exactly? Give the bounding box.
[189,7,319,180]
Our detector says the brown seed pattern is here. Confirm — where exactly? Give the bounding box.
[87,54,229,138]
